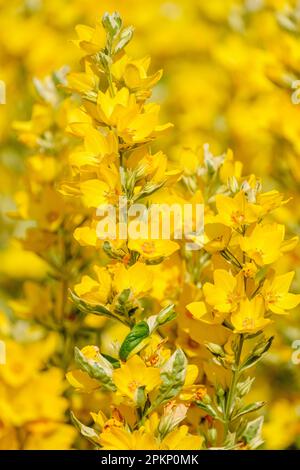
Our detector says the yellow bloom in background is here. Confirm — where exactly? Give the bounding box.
[263,400,300,450]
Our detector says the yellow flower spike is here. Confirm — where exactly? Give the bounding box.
[113,355,161,403]
[261,271,300,315]
[231,296,272,334]
[203,269,244,313]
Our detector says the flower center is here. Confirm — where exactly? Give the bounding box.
[128,380,141,392]
[242,317,255,329]
[141,241,155,254]
[231,210,244,225]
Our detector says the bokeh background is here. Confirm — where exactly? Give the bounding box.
[1,0,300,449]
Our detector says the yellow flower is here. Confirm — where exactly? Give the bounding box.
[231,296,271,334]
[79,164,122,208]
[260,271,300,314]
[74,266,112,306]
[256,190,290,214]
[239,223,285,266]
[99,426,157,450]
[113,355,161,402]
[203,269,244,313]
[241,262,258,278]
[179,364,202,401]
[215,191,262,228]
[66,70,99,96]
[111,54,163,94]
[112,262,153,296]
[204,222,232,253]
[69,127,118,169]
[87,88,172,144]
[160,425,203,450]
[128,239,179,260]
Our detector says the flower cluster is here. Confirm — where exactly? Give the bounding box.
[63,13,299,449]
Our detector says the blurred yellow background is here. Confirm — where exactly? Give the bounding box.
[1,0,300,450]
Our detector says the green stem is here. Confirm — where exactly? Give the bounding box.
[107,70,115,97]
[223,334,244,442]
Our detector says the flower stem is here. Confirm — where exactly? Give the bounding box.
[223,334,244,443]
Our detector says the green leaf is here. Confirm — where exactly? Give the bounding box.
[151,349,187,409]
[196,401,218,419]
[118,305,176,361]
[223,431,237,449]
[205,342,225,357]
[71,412,99,445]
[236,377,255,398]
[101,354,120,369]
[242,416,264,449]
[119,321,150,361]
[232,401,265,421]
[74,347,116,391]
[70,290,112,317]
